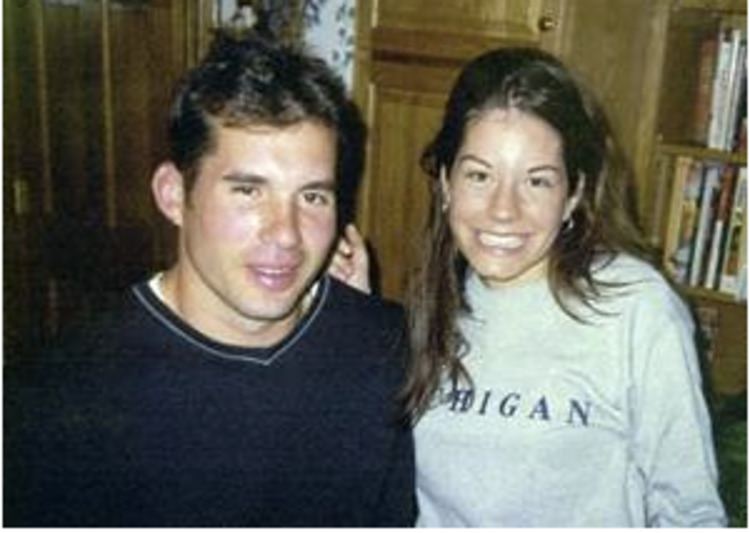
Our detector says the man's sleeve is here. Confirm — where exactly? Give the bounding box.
[374,316,417,526]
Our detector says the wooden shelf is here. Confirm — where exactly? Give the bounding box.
[652,2,747,396]
[683,285,747,306]
[676,0,747,14]
[658,142,747,165]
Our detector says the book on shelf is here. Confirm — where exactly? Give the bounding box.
[722,38,746,150]
[662,156,747,299]
[703,164,738,289]
[650,154,674,247]
[688,162,721,287]
[718,167,747,299]
[691,36,719,145]
[663,155,693,275]
[665,157,704,284]
[731,76,747,152]
[737,262,747,301]
[707,22,747,151]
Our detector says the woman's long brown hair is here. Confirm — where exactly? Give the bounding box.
[401,47,653,421]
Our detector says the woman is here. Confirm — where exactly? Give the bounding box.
[331,47,725,527]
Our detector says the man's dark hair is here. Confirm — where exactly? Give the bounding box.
[168,31,365,227]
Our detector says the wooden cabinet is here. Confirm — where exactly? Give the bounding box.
[353,0,746,394]
[4,0,211,360]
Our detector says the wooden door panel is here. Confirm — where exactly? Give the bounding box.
[5,1,59,359]
[356,59,459,300]
[375,0,549,42]
[108,1,186,278]
[363,86,445,299]
[4,0,200,360]
[110,2,185,225]
[368,0,563,64]
[45,4,107,219]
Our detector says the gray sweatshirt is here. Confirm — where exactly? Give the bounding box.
[415,254,726,527]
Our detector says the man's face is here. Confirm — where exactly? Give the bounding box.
[169,121,337,346]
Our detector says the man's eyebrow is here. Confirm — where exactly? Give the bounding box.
[301,180,336,192]
[222,173,335,192]
[455,154,492,168]
[222,173,267,184]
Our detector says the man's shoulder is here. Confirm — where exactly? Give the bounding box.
[308,277,407,354]
[324,276,405,323]
[42,284,148,361]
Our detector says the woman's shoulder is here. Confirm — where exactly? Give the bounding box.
[592,253,664,284]
[590,253,690,319]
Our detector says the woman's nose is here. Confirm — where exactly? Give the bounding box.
[487,180,519,221]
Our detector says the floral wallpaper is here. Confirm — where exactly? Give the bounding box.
[213,0,356,89]
[302,0,356,89]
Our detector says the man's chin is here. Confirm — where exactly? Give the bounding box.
[244,282,317,321]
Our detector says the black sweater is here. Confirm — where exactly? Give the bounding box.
[4,276,415,526]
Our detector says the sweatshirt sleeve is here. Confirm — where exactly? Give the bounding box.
[629,287,727,527]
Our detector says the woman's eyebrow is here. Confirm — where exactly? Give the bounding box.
[455,154,492,168]
[527,164,563,173]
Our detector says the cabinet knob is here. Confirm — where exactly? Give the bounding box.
[538,15,557,32]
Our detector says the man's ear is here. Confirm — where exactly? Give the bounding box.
[564,173,585,221]
[151,162,186,227]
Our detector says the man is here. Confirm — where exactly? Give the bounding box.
[4,33,415,526]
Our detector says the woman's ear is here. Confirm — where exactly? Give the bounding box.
[439,166,451,212]
[564,173,586,221]
[151,162,186,227]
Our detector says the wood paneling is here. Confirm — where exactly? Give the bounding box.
[365,85,445,296]
[375,0,551,42]
[4,0,206,360]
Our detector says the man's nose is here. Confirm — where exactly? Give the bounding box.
[261,199,302,249]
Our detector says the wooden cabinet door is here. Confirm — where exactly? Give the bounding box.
[353,0,564,301]
[371,0,562,59]
[4,0,209,360]
[356,62,455,298]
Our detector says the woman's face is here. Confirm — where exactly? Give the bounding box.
[443,108,580,289]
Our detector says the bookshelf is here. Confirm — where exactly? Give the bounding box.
[645,0,747,395]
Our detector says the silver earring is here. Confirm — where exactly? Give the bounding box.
[562,217,575,232]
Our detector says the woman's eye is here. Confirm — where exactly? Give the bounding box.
[527,175,554,188]
[465,171,490,183]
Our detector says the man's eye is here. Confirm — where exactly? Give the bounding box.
[302,191,332,206]
[232,185,261,197]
